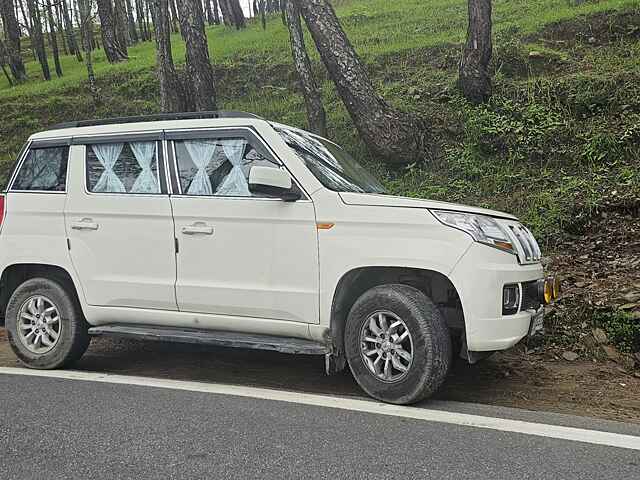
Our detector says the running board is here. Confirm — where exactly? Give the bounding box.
[88,325,329,355]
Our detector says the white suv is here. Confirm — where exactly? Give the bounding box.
[0,112,555,404]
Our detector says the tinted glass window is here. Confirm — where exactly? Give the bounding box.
[174,136,278,197]
[12,146,69,192]
[276,126,385,194]
[86,141,161,194]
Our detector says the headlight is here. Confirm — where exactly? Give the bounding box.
[430,210,515,254]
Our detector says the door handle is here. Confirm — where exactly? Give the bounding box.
[181,223,213,235]
[71,218,99,231]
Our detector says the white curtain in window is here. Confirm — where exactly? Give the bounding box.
[92,143,125,193]
[216,139,250,196]
[130,142,158,193]
[185,140,217,195]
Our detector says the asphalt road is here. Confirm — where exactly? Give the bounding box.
[1,371,639,480]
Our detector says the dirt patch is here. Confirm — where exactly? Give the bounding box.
[527,10,640,47]
[0,329,638,423]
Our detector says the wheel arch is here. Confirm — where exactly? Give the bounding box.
[328,266,464,372]
[0,263,85,326]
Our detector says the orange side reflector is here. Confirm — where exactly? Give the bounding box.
[316,223,335,230]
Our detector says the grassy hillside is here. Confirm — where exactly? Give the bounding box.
[1,0,639,246]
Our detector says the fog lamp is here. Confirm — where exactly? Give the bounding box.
[552,276,561,300]
[502,284,520,315]
[543,278,553,304]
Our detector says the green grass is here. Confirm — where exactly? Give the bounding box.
[1,0,639,246]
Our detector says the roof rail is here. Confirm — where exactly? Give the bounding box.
[46,111,263,130]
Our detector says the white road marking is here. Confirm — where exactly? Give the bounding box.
[1,366,639,451]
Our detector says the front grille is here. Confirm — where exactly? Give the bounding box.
[498,220,542,264]
[521,281,542,311]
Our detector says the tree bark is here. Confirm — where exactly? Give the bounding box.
[217,0,231,26]
[0,0,27,82]
[114,0,130,48]
[459,0,492,104]
[26,0,51,80]
[126,0,139,43]
[96,0,128,61]
[78,0,100,102]
[284,0,325,136]
[61,0,83,61]
[151,0,184,111]
[228,0,244,29]
[203,0,213,24]
[177,0,217,110]
[169,0,179,32]
[211,0,219,24]
[294,0,426,163]
[0,37,15,86]
[135,0,149,40]
[55,3,69,55]
[45,0,64,77]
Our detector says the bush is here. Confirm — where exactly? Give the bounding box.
[593,309,640,353]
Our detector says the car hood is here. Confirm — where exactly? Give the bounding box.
[338,192,517,220]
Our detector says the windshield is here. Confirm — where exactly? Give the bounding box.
[275,126,386,194]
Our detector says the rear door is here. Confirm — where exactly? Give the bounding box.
[64,133,177,310]
[167,127,319,323]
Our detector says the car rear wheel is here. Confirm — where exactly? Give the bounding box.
[6,277,90,369]
[344,284,452,404]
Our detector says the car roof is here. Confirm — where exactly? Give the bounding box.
[29,111,270,141]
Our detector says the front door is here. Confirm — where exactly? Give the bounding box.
[65,136,177,310]
[168,128,319,324]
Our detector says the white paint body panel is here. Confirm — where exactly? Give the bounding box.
[64,145,178,310]
[0,117,544,352]
[171,196,319,323]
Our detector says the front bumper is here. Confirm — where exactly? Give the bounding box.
[449,243,544,352]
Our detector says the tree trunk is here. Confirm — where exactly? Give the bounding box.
[203,0,214,24]
[229,0,245,29]
[126,0,139,43]
[459,0,492,104]
[78,0,100,102]
[284,0,325,136]
[151,0,184,111]
[217,0,231,26]
[177,0,217,110]
[211,0,219,24]
[26,0,51,80]
[114,0,130,49]
[0,38,15,86]
[0,0,27,81]
[55,3,69,55]
[294,0,426,163]
[169,0,179,32]
[135,0,149,40]
[259,0,266,29]
[45,1,64,77]
[96,0,128,61]
[61,0,83,61]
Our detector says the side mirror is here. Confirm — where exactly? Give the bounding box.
[248,166,301,202]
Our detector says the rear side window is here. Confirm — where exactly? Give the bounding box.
[86,141,161,194]
[12,146,69,192]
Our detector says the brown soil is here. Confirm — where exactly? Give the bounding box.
[0,330,638,424]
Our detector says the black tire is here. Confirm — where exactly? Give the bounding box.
[345,284,452,404]
[6,277,90,369]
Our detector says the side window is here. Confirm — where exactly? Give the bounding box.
[12,146,69,192]
[86,141,161,194]
[173,136,278,197]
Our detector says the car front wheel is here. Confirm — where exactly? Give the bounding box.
[344,284,452,404]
